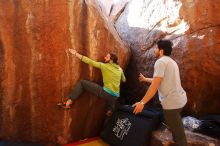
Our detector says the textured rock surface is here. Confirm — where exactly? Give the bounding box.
[98,0,129,22]
[0,0,130,143]
[112,0,220,115]
[150,127,220,146]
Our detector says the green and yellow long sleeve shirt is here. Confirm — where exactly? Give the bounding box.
[82,56,126,97]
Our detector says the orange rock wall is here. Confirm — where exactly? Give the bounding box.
[0,0,130,142]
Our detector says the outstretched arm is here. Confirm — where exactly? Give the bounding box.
[133,77,161,114]
[139,73,153,83]
[68,49,83,59]
[68,48,102,69]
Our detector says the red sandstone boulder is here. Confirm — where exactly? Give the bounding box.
[0,0,130,143]
[113,0,220,115]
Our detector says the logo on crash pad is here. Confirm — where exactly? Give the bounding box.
[113,118,131,140]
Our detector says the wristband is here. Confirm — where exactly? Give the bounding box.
[140,101,145,105]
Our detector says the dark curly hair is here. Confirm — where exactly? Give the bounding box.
[157,40,173,56]
[110,53,118,64]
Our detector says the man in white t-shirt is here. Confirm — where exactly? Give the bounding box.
[133,40,187,146]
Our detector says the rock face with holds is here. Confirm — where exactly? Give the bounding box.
[110,0,220,116]
[0,0,130,143]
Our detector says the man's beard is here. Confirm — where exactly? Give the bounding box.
[154,53,159,58]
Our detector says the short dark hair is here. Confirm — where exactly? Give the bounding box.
[157,40,173,56]
[110,53,118,64]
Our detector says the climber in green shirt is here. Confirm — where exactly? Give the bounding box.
[57,49,126,116]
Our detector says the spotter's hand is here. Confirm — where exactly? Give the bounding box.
[132,102,144,115]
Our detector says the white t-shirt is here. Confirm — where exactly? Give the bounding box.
[153,56,187,109]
